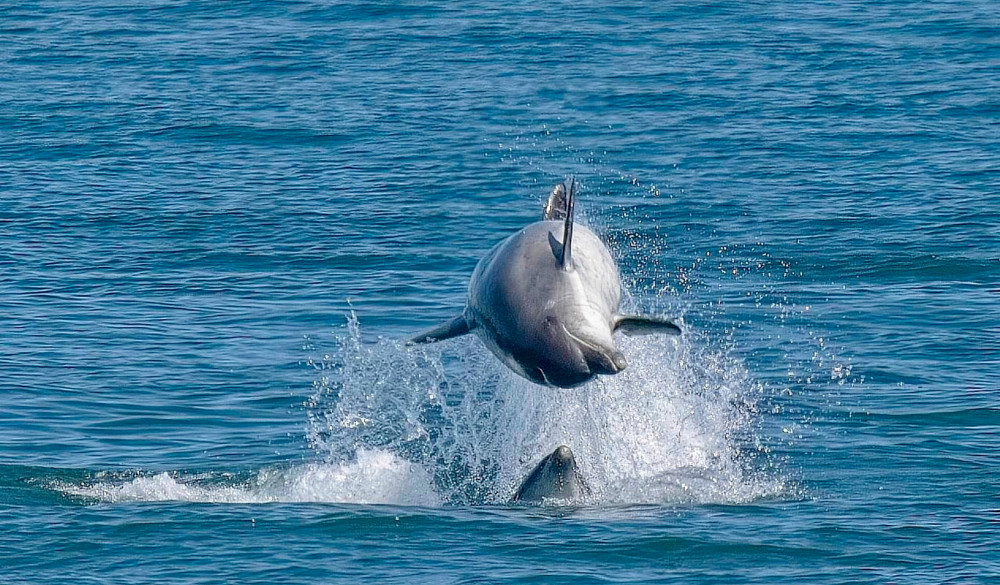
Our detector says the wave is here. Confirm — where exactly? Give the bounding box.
[57,449,438,506]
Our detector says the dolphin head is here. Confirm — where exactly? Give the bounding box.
[513,445,591,502]
[518,314,626,388]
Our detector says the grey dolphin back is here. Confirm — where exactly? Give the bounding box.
[614,314,682,336]
[543,177,576,271]
[408,313,473,344]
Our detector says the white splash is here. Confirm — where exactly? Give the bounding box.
[63,313,783,508]
[306,314,784,506]
[59,448,440,507]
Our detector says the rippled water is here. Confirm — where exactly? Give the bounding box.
[2,1,998,583]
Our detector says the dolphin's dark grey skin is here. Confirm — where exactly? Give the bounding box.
[512,445,590,502]
[409,178,681,388]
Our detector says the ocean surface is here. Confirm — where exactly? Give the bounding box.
[2,1,998,583]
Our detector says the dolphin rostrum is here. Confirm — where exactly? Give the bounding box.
[409,178,680,388]
[512,445,590,503]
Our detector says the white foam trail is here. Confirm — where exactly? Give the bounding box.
[59,449,440,506]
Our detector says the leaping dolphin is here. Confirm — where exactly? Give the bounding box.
[513,445,590,502]
[409,178,680,388]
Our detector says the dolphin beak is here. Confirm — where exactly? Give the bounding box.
[589,349,627,375]
[552,445,575,464]
[609,351,627,373]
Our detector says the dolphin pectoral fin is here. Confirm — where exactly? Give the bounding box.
[614,314,682,336]
[407,314,473,344]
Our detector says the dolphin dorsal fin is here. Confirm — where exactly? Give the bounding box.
[543,178,576,270]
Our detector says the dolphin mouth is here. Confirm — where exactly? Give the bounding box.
[561,327,627,375]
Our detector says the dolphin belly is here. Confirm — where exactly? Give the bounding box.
[512,445,590,502]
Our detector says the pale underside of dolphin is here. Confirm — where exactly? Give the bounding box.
[409,178,680,388]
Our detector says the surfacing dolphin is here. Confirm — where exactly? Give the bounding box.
[409,178,680,388]
[513,445,589,503]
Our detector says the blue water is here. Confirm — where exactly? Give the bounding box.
[2,1,998,582]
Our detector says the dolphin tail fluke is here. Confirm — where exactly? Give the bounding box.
[560,177,575,270]
[543,181,568,221]
[614,314,682,336]
[543,178,576,271]
[407,314,473,344]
